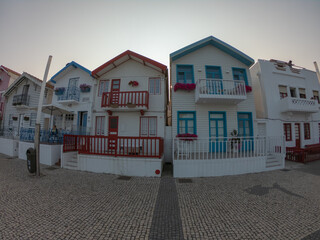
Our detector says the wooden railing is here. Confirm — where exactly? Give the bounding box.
[63,135,163,158]
[101,91,149,108]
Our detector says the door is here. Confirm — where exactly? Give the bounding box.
[238,113,253,151]
[209,112,227,152]
[68,77,79,99]
[21,85,29,104]
[206,66,222,94]
[77,111,88,134]
[110,79,120,105]
[295,123,301,148]
[108,116,118,153]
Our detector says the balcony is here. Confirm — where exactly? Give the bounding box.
[101,91,149,111]
[57,87,80,104]
[12,94,30,107]
[279,97,318,113]
[195,79,247,104]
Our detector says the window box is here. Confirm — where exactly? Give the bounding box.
[174,83,196,92]
[110,103,119,108]
[80,84,91,93]
[127,103,136,108]
[55,87,65,95]
[245,85,252,93]
[128,81,139,87]
[176,133,197,141]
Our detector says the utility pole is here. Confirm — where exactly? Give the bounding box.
[35,56,52,177]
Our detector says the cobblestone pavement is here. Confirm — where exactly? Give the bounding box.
[1,154,320,239]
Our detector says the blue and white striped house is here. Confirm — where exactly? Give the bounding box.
[170,36,285,177]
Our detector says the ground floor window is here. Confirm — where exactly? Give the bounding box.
[237,112,253,137]
[95,116,105,135]
[284,123,292,141]
[140,116,157,137]
[177,111,196,134]
[304,123,310,140]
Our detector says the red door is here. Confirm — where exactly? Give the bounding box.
[110,79,120,105]
[295,123,301,148]
[108,116,118,153]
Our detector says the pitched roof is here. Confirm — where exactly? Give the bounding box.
[92,50,167,78]
[50,61,91,83]
[170,36,255,67]
[0,65,21,77]
[4,72,53,97]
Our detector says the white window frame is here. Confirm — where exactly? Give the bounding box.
[149,78,161,95]
[98,80,109,97]
[95,116,105,135]
[140,117,157,137]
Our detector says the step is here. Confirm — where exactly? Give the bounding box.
[266,161,281,168]
[64,161,78,167]
[64,164,78,171]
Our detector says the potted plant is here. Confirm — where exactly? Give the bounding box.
[127,102,136,108]
[176,133,197,141]
[174,83,196,92]
[128,81,139,87]
[245,85,252,93]
[80,84,91,93]
[110,103,119,108]
[54,87,65,95]
[230,129,240,152]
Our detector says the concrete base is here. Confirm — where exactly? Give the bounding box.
[18,141,62,166]
[77,154,164,177]
[173,157,267,178]
[0,137,19,157]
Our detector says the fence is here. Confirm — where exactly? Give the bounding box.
[101,91,149,108]
[63,135,164,158]
[173,136,284,161]
[196,79,246,97]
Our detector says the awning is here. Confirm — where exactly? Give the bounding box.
[31,104,72,116]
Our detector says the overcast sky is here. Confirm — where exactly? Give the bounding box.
[1,0,319,79]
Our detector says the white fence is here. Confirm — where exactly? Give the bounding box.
[196,79,246,97]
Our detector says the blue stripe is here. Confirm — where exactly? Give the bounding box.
[50,61,91,82]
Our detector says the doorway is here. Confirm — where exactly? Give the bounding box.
[110,79,120,105]
[295,123,301,148]
[108,116,119,153]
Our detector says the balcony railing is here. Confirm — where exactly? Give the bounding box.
[101,91,149,109]
[63,135,163,158]
[173,136,284,161]
[57,87,80,102]
[13,94,30,106]
[195,79,247,104]
[279,97,318,113]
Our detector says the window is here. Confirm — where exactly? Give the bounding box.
[178,112,196,134]
[65,114,74,121]
[304,123,310,140]
[140,117,157,137]
[95,116,105,135]
[284,123,292,141]
[206,66,222,79]
[237,112,253,137]
[149,78,161,95]
[8,114,13,126]
[98,80,109,96]
[232,68,248,85]
[30,113,36,127]
[313,90,319,103]
[279,85,288,99]
[290,87,297,98]
[299,88,306,99]
[176,65,194,83]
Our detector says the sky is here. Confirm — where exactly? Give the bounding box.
[0,0,320,80]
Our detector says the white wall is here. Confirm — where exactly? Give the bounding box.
[0,137,19,157]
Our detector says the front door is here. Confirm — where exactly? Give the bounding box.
[78,111,88,134]
[295,123,301,148]
[209,112,227,152]
[108,116,118,153]
[110,79,120,105]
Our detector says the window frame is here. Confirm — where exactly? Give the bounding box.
[304,123,311,140]
[177,111,196,135]
[149,78,161,95]
[95,116,105,135]
[98,80,109,97]
[140,116,157,137]
[205,66,222,79]
[237,112,253,137]
[176,65,194,84]
[283,123,292,141]
[232,68,248,85]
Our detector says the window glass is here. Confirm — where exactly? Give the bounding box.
[149,78,161,95]
[177,65,193,84]
[98,80,109,96]
[206,66,222,79]
[178,112,196,134]
[140,117,157,137]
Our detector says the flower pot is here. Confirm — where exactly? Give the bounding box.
[80,87,90,93]
[127,103,136,108]
[110,103,119,108]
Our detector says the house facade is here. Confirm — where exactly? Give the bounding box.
[49,61,95,134]
[250,59,320,148]
[62,50,168,177]
[0,65,20,125]
[171,36,285,177]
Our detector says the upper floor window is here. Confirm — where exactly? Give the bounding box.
[232,68,248,85]
[149,78,161,95]
[178,111,196,134]
[206,66,222,79]
[313,90,319,103]
[279,85,288,99]
[98,80,109,97]
[290,87,297,98]
[299,88,306,99]
[177,65,194,84]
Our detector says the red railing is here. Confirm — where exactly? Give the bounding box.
[63,135,163,158]
[101,91,149,108]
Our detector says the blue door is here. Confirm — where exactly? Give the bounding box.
[209,112,227,152]
[238,113,253,151]
[206,66,223,94]
[77,111,88,134]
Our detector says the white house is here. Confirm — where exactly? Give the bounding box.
[0,72,55,160]
[171,36,285,178]
[250,59,320,149]
[62,50,168,177]
[49,61,95,134]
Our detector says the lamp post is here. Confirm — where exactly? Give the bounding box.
[35,55,52,177]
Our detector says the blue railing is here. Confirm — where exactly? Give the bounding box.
[19,127,89,144]
[57,87,80,102]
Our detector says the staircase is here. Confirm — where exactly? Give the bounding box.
[63,152,79,170]
[265,154,282,170]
